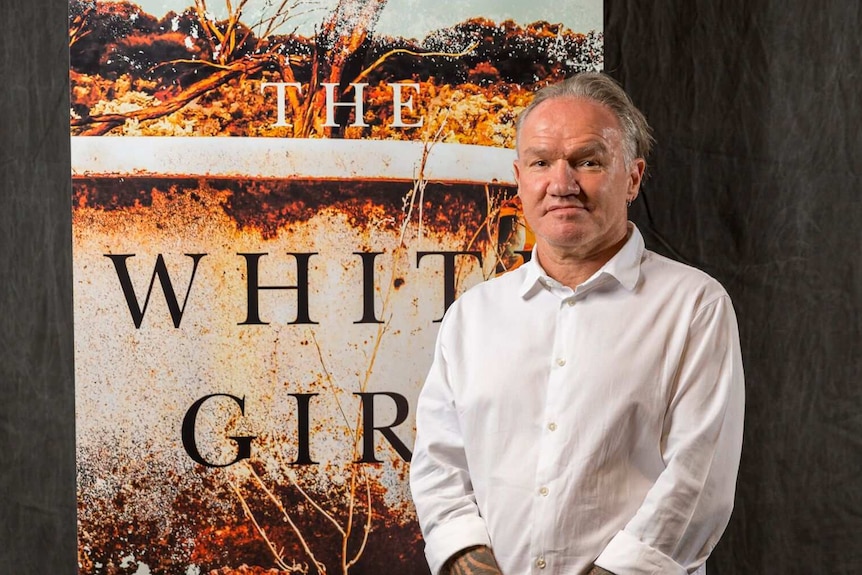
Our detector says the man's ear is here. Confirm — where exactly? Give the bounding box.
[628,158,646,202]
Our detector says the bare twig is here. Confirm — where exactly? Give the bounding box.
[274,451,346,536]
[69,5,93,49]
[345,467,373,569]
[350,42,479,86]
[309,330,353,431]
[399,116,448,246]
[246,464,329,574]
[194,0,254,65]
[229,478,297,572]
[72,58,269,134]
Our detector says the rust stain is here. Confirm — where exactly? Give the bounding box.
[73,173,530,575]
[73,177,515,242]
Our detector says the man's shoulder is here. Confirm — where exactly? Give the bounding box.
[463,263,530,299]
[640,249,730,301]
[444,264,530,319]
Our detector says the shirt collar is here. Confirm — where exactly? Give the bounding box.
[518,223,645,298]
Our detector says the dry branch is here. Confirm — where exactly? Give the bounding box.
[72,58,269,135]
[350,42,479,86]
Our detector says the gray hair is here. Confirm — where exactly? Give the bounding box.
[516,72,654,163]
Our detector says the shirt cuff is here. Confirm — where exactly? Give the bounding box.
[423,514,492,575]
[594,529,687,575]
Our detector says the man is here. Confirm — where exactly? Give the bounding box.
[409,72,744,575]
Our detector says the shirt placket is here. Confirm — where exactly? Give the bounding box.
[530,284,575,573]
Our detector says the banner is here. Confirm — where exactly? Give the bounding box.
[69,1,602,572]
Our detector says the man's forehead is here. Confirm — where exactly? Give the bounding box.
[517,97,623,148]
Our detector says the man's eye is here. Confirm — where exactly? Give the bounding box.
[532,160,548,167]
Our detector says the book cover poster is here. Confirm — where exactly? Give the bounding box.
[69,1,602,573]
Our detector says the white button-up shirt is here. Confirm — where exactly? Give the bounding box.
[410,225,744,575]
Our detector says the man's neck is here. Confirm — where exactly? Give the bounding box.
[536,234,629,290]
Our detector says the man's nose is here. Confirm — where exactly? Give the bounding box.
[547,161,578,196]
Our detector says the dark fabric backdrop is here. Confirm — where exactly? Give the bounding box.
[1,0,77,572]
[1,0,860,573]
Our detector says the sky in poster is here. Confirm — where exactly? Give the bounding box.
[119,0,602,39]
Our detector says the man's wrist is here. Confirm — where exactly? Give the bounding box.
[588,566,615,575]
[442,545,502,575]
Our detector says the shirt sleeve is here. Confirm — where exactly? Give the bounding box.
[409,314,492,575]
[594,294,745,575]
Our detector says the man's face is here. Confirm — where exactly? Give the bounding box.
[513,97,645,260]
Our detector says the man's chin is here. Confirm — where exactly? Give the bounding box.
[536,230,591,251]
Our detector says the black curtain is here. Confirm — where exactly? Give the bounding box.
[1,0,77,572]
[2,1,860,573]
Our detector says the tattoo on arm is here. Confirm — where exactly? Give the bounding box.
[587,566,615,575]
[443,546,503,575]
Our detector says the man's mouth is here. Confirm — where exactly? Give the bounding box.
[546,203,588,213]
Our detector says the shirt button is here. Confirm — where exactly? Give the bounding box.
[567,299,576,306]
[556,358,566,367]
[539,486,549,496]
[548,422,557,431]
[536,557,547,569]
